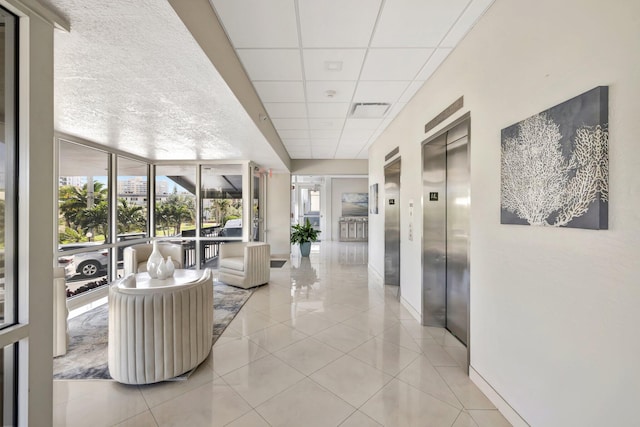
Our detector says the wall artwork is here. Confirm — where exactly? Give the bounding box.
[501,86,608,229]
[369,184,379,214]
[342,192,368,217]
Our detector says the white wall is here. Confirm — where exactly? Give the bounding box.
[368,1,640,426]
[330,178,368,241]
[266,172,291,256]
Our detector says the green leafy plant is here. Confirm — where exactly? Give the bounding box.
[290,219,320,245]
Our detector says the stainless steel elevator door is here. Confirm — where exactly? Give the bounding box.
[384,159,401,286]
[445,136,469,344]
[422,118,470,347]
[422,138,446,326]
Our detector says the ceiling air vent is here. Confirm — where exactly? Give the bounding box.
[350,102,390,118]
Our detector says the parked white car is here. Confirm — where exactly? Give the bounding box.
[218,219,242,237]
[58,243,109,278]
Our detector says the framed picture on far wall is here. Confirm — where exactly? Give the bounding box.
[342,192,368,217]
[369,183,378,214]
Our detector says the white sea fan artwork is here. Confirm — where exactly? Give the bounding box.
[501,112,608,227]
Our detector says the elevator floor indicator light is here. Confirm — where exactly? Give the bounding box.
[429,192,439,201]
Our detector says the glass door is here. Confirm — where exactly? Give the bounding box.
[298,185,321,238]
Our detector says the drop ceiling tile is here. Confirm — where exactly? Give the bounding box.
[309,129,341,139]
[415,48,452,81]
[278,129,310,139]
[237,49,303,80]
[303,49,366,81]
[311,144,338,158]
[282,139,311,147]
[353,81,410,104]
[335,145,365,157]
[211,0,299,48]
[298,0,382,48]
[307,103,350,118]
[312,151,337,159]
[441,0,495,47]
[310,138,340,146]
[272,118,309,130]
[264,103,307,119]
[340,128,375,141]
[371,0,468,47]
[398,81,425,103]
[253,81,305,102]
[360,48,433,81]
[308,118,344,130]
[306,81,357,103]
[344,118,383,130]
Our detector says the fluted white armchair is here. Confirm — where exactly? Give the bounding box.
[218,242,270,289]
[108,268,214,384]
[123,242,183,276]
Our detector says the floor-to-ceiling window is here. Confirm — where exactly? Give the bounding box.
[57,141,111,297]
[116,156,149,276]
[154,165,196,238]
[54,154,255,299]
[0,7,17,423]
[200,164,243,266]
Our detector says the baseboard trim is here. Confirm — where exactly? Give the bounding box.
[368,264,384,285]
[469,366,530,427]
[400,296,421,322]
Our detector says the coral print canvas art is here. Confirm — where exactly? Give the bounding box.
[500,86,608,229]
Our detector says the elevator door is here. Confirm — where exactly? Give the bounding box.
[384,159,401,286]
[422,119,470,346]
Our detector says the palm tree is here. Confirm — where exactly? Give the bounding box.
[117,199,146,233]
[78,201,108,237]
[210,199,230,225]
[59,181,108,230]
[155,194,194,236]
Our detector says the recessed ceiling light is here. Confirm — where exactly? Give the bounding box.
[324,61,343,71]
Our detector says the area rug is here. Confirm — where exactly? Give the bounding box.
[53,282,253,380]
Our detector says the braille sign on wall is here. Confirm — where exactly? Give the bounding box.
[429,192,439,201]
[389,199,396,205]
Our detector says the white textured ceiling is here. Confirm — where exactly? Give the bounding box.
[210,0,494,159]
[46,0,287,171]
[45,0,493,167]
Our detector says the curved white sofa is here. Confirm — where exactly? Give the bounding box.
[218,242,270,289]
[108,269,213,384]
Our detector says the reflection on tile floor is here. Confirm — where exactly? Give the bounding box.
[53,241,511,427]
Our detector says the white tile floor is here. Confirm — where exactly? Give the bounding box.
[53,241,511,427]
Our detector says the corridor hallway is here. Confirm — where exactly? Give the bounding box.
[53,241,510,426]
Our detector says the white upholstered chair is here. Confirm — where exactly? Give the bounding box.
[108,268,214,384]
[123,242,183,276]
[218,242,270,289]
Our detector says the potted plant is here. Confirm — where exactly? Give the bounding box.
[290,219,320,257]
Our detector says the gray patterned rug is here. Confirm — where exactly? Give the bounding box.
[53,282,253,380]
